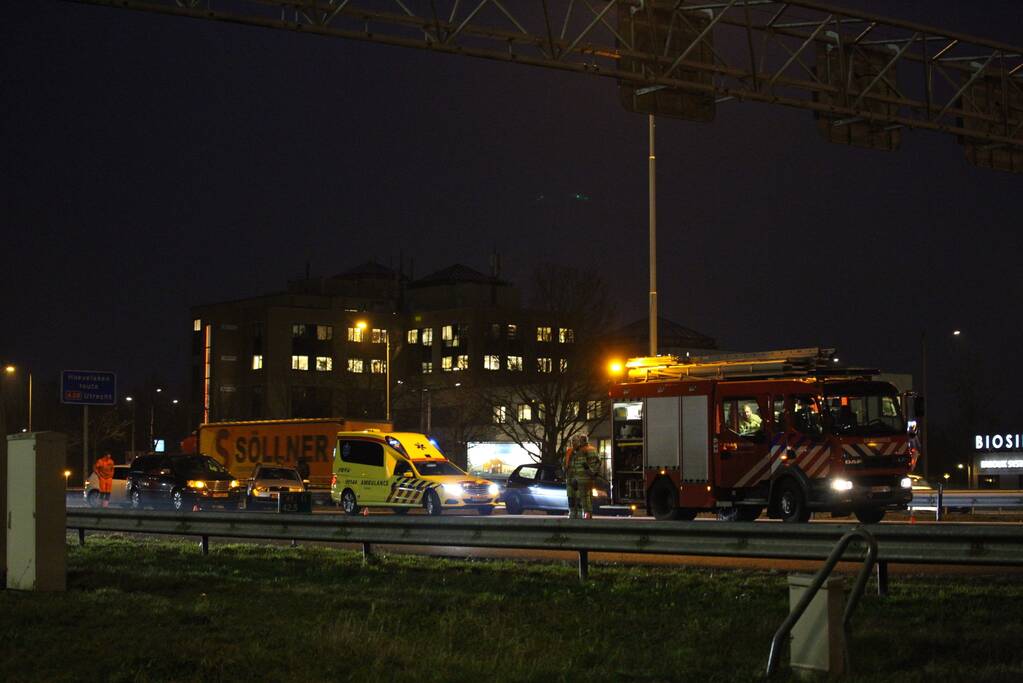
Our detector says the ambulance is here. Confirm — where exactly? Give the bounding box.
[331,431,501,515]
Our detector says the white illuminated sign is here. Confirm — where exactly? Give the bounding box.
[974,433,1023,451]
[979,459,1023,470]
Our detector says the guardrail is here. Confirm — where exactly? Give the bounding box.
[910,489,1023,511]
[67,509,1023,590]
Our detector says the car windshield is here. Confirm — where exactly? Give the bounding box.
[824,383,905,436]
[411,460,465,477]
[173,456,229,478]
[257,468,300,481]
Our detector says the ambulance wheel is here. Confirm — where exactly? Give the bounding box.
[854,508,885,524]
[648,477,689,521]
[424,490,442,516]
[504,493,523,515]
[777,481,811,523]
[341,489,360,516]
[130,488,142,510]
[392,507,409,515]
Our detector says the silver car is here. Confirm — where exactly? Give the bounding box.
[246,466,307,508]
[83,465,130,507]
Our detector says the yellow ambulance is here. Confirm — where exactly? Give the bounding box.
[330,431,500,515]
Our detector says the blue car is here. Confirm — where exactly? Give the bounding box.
[502,463,615,515]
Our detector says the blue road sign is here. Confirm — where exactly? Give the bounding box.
[61,370,117,405]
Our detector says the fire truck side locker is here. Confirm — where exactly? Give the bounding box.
[644,394,711,504]
[6,432,67,591]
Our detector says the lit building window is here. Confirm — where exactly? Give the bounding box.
[567,402,580,419]
[484,355,500,370]
[507,324,519,340]
[442,325,454,341]
[193,318,201,332]
[292,324,307,338]
[315,356,333,372]
[317,325,333,341]
[347,327,365,343]
[407,329,419,344]
[252,355,263,370]
[507,356,523,371]
[560,359,568,372]
[370,359,386,374]
[559,328,575,343]
[536,326,553,342]
[347,359,364,374]
[517,404,532,422]
[372,328,387,344]
[422,361,433,374]
[493,406,507,424]
[422,328,433,345]
[456,355,469,370]
[291,355,309,371]
[537,357,552,373]
[586,400,602,420]
[442,356,453,372]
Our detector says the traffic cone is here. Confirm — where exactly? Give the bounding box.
[193,504,201,512]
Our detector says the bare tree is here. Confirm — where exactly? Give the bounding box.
[473,263,615,464]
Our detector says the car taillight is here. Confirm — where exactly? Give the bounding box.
[330,474,337,487]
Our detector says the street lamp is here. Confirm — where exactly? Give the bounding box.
[356,320,390,423]
[64,469,71,489]
[920,328,963,479]
[125,395,136,455]
[957,462,972,488]
[3,364,32,431]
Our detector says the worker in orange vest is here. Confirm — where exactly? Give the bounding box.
[95,453,116,508]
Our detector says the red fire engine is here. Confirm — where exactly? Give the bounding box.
[608,348,915,523]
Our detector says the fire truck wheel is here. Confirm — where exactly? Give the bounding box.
[854,508,885,524]
[648,478,691,521]
[777,481,811,523]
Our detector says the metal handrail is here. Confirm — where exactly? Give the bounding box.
[766,528,878,676]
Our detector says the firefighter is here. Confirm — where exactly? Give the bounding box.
[739,404,763,435]
[566,433,600,519]
[95,452,116,508]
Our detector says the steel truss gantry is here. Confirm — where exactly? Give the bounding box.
[63,0,1023,168]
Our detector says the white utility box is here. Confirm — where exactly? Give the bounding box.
[788,573,846,676]
[6,432,67,591]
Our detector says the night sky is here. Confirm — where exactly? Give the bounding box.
[2,1,1021,436]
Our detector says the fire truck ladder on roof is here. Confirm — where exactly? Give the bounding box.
[623,347,878,382]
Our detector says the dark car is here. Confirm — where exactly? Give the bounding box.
[502,463,615,515]
[127,454,244,512]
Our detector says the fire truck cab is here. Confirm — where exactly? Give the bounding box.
[609,349,914,523]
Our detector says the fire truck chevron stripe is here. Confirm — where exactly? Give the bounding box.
[806,449,831,478]
[734,447,780,488]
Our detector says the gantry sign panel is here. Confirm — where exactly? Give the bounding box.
[64,0,1023,172]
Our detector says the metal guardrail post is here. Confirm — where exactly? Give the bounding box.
[876,561,888,598]
[766,528,878,677]
[200,535,209,556]
[362,541,373,564]
[936,484,943,522]
[78,528,85,546]
[578,550,589,581]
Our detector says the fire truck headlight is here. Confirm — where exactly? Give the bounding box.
[830,478,854,492]
[900,477,912,489]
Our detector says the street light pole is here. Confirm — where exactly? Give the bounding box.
[126,396,136,456]
[920,330,928,479]
[648,114,658,357]
[385,330,391,424]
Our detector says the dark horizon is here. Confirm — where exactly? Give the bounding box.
[3,1,1021,437]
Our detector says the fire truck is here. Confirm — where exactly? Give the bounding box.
[608,349,915,523]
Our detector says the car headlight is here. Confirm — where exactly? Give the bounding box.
[900,477,912,489]
[187,480,205,489]
[443,484,463,496]
[488,484,499,496]
[253,486,266,494]
[591,488,600,498]
[830,478,854,492]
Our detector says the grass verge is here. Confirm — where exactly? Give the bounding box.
[0,535,1021,682]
